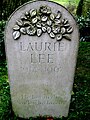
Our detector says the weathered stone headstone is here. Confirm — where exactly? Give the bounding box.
[5,0,79,118]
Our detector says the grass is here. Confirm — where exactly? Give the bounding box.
[0,42,90,120]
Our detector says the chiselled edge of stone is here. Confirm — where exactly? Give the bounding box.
[12,5,73,41]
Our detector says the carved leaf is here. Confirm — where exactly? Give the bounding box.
[47,27,51,33]
[30,9,37,17]
[62,19,68,24]
[21,16,27,20]
[13,31,21,40]
[24,21,31,26]
[67,26,73,33]
[32,17,38,24]
[42,22,46,26]
[47,20,52,26]
[36,22,42,28]
[64,23,70,27]
[25,11,29,16]
[16,20,23,26]
[20,27,26,34]
[42,27,47,32]
[55,19,61,24]
[63,34,71,41]
[37,29,42,37]
[50,13,55,20]
[50,32,55,38]
[13,25,20,30]
[56,34,62,41]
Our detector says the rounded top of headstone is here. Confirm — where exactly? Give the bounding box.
[5,0,79,42]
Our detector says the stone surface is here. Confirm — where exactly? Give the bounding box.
[4,1,79,118]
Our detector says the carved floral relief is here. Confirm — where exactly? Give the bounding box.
[12,5,73,41]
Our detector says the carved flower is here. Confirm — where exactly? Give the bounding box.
[52,24,60,34]
[26,25,36,35]
[39,6,51,14]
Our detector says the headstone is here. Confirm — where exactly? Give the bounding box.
[5,0,79,118]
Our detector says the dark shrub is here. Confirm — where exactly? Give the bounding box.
[77,10,90,42]
[0,21,6,59]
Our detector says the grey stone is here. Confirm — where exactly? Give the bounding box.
[4,0,79,118]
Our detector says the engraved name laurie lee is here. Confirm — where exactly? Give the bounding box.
[19,41,66,73]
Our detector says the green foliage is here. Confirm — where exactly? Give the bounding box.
[0,42,90,120]
[77,10,90,41]
[82,0,90,17]
[1,0,80,21]
[51,0,79,5]
[0,21,6,59]
[77,11,90,29]
[51,0,79,15]
[1,0,32,21]
[70,42,90,120]
[0,61,17,120]
[76,0,84,16]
